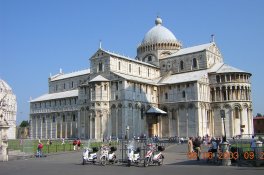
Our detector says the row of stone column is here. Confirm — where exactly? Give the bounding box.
[211,85,251,102]
[31,112,78,139]
[216,73,250,83]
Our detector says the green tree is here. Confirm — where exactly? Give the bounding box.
[20,120,29,127]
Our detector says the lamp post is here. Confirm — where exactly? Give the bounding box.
[126,125,129,141]
[220,109,227,142]
[186,112,189,138]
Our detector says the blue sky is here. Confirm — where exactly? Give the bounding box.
[1,0,264,125]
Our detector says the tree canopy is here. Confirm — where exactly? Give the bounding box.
[20,120,29,127]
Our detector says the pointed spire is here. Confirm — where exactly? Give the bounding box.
[99,40,102,49]
[211,34,215,43]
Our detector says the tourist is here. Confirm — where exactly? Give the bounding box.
[188,137,193,153]
[62,138,65,145]
[73,139,77,151]
[193,137,202,160]
[37,142,43,157]
[250,135,256,152]
[47,138,50,146]
[77,138,81,150]
[210,137,218,162]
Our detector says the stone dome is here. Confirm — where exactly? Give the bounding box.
[142,17,177,44]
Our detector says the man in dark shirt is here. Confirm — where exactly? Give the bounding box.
[193,137,202,160]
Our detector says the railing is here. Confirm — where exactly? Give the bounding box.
[228,134,264,166]
[8,139,76,155]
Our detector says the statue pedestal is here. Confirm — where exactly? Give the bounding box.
[0,120,10,162]
[255,141,263,166]
[220,142,231,166]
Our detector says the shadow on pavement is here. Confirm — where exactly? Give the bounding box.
[166,159,219,166]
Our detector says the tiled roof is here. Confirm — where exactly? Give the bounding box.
[50,69,90,81]
[30,89,78,102]
[216,64,247,74]
[89,75,109,82]
[112,72,156,84]
[100,49,158,68]
[158,70,208,84]
[166,43,213,58]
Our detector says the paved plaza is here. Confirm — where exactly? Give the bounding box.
[1,144,263,175]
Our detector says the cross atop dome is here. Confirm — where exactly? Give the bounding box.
[155,16,162,25]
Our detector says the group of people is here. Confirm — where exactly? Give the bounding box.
[187,136,223,161]
[73,138,81,151]
[36,138,81,157]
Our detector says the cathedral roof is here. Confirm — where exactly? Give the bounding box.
[165,42,214,58]
[99,49,158,68]
[89,75,109,82]
[112,72,156,84]
[215,64,249,74]
[157,70,208,85]
[30,89,78,102]
[50,69,90,82]
[141,17,177,45]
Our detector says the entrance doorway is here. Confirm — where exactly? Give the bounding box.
[146,116,159,138]
[148,123,154,137]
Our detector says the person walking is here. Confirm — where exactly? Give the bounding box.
[210,137,218,162]
[250,135,256,152]
[62,138,65,145]
[193,137,202,161]
[73,139,77,151]
[37,142,43,157]
[77,138,81,150]
[188,137,193,153]
[47,139,50,146]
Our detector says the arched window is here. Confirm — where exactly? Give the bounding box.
[52,116,56,123]
[118,61,121,70]
[42,117,45,123]
[148,69,150,77]
[234,107,239,119]
[98,62,103,71]
[138,67,141,75]
[148,56,152,61]
[216,75,220,83]
[129,64,131,72]
[62,115,65,122]
[165,93,168,99]
[180,61,184,70]
[192,58,197,68]
[182,91,186,98]
[72,114,76,122]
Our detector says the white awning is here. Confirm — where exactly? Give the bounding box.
[147,107,167,114]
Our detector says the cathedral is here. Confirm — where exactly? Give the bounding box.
[30,17,253,140]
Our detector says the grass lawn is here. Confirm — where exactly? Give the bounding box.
[8,139,118,154]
